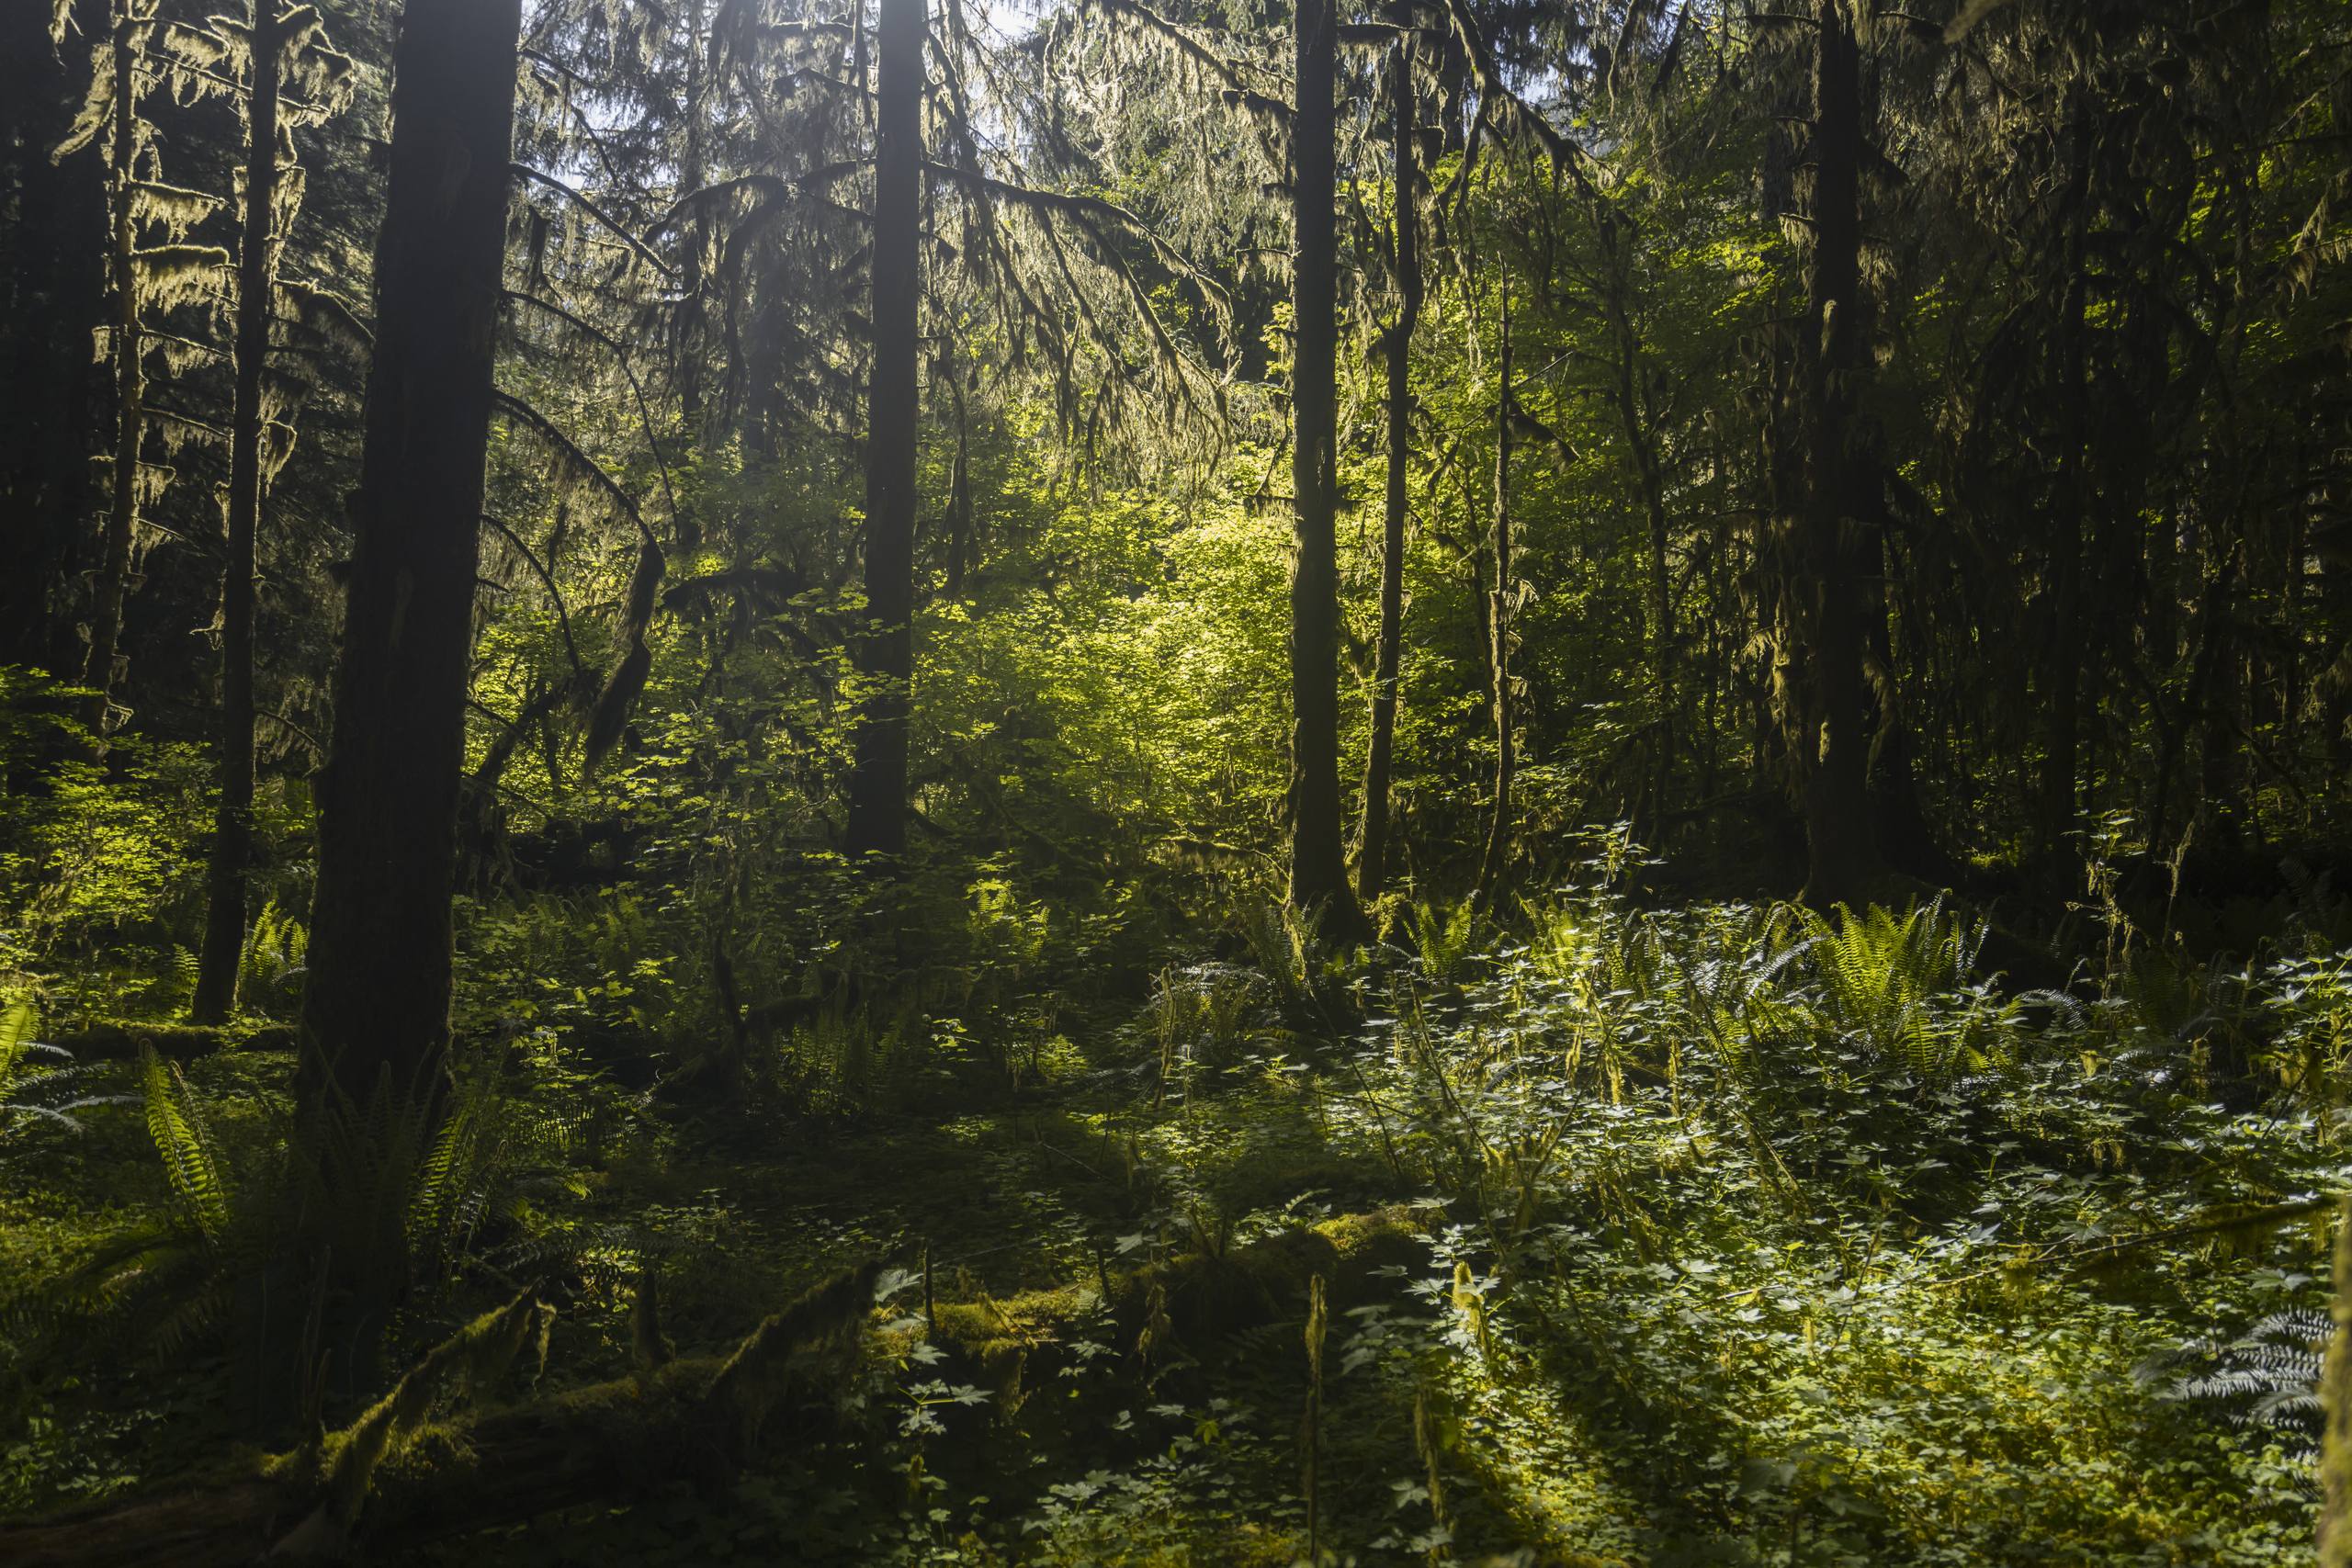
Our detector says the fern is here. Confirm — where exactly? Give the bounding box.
[7,1046,536,1370]
[2164,1308,2331,1462]
[0,997,109,1141]
[165,944,200,1010]
[234,897,310,1017]
[1807,899,1987,1084]
[1410,897,1480,985]
[141,1045,234,1245]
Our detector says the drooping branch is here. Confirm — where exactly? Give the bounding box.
[490,389,658,552]
[503,290,681,525]
[923,159,1229,387]
[1079,0,1293,130]
[488,392,666,771]
[1433,0,1601,203]
[481,511,589,690]
[650,164,869,239]
[512,164,679,278]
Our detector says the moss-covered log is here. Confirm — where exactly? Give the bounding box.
[0,1213,1425,1565]
[44,1019,295,1063]
[922,1206,1424,1374]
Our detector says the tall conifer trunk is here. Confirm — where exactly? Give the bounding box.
[0,0,106,678]
[844,0,922,864]
[1288,0,1361,935]
[1598,236,1674,840]
[2037,101,2093,868]
[1795,0,1880,908]
[81,2,145,740]
[192,0,283,1024]
[1476,274,1514,904]
[299,0,521,1112]
[1356,21,1420,906]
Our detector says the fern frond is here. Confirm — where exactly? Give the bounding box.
[140,1044,234,1245]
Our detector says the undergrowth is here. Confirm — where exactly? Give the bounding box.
[2,853,2349,1564]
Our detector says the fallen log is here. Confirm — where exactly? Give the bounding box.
[2,1210,1427,1565]
[42,1019,295,1063]
[2,1266,877,1568]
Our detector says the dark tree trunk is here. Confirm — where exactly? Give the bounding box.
[676,0,709,437]
[1288,0,1363,931]
[2199,606,2247,849]
[0,0,106,677]
[2037,106,2093,868]
[1864,513,1962,886]
[843,0,922,864]
[1598,228,1674,843]
[299,0,521,1112]
[1356,23,1420,906]
[1476,274,1515,906]
[944,380,973,601]
[81,5,143,739]
[192,0,285,1025]
[1795,0,1881,908]
[1288,0,1361,936]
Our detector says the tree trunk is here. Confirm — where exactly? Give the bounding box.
[2036,105,2093,869]
[676,0,709,438]
[944,379,973,600]
[1356,23,1420,906]
[1864,513,1962,886]
[1795,0,1880,909]
[80,3,144,740]
[0,0,107,678]
[2322,1197,2352,1568]
[843,0,923,864]
[1288,0,1362,937]
[1600,234,1674,845]
[1476,273,1515,905]
[191,0,284,1025]
[299,0,521,1112]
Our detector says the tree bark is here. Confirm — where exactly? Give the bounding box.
[80,3,144,740]
[944,379,973,600]
[2036,100,2093,869]
[299,0,521,1112]
[844,0,923,864]
[192,0,285,1025]
[1794,0,1881,909]
[0,0,107,678]
[1599,236,1674,844]
[1356,23,1420,906]
[1288,0,1362,937]
[1476,272,1515,906]
[1863,510,1961,886]
[2321,1196,2352,1568]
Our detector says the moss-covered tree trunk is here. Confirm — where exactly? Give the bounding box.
[1794,0,1881,909]
[191,0,284,1025]
[2036,97,2094,872]
[1476,272,1515,906]
[843,0,923,864]
[1357,19,1420,906]
[299,0,521,1111]
[79,2,145,740]
[1595,236,1676,845]
[2322,1199,2352,1566]
[1289,0,1363,938]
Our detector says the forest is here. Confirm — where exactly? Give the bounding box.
[3,0,2352,1561]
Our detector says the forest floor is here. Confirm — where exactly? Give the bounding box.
[3,881,2344,1564]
